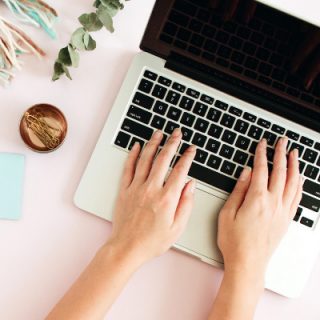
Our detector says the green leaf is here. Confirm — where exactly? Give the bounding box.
[83,32,96,51]
[100,0,120,16]
[97,5,114,32]
[62,64,72,80]
[101,0,124,10]
[58,47,72,66]
[71,28,86,51]
[93,0,101,8]
[52,61,65,81]
[68,45,80,67]
[78,13,103,32]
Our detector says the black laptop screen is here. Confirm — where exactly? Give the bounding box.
[141,0,320,131]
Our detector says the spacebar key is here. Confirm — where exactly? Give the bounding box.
[121,118,153,140]
[188,162,237,193]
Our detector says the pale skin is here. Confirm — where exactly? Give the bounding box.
[46,128,302,320]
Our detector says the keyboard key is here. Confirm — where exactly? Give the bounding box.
[208,124,223,139]
[220,114,236,128]
[138,78,153,93]
[193,102,208,116]
[188,162,237,193]
[257,118,271,129]
[164,121,179,134]
[304,179,320,198]
[234,166,244,179]
[168,10,189,27]
[114,131,130,149]
[180,143,191,155]
[299,161,306,173]
[207,108,222,122]
[165,90,181,105]
[222,130,237,145]
[293,207,302,221]
[122,118,153,140]
[300,136,314,147]
[201,94,214,105]
[215,100,228,110]
[229,106,242,117]
[300,193,320,212]
[220,145,235,159]
[206,139,221,153]
[263,131,277,146]
[133,92,154,109]
[267,147,275,162]
[286,130,299,141]
[127,105,152,124]
[163,22,177,36]
[271,124,285,135]
[235,135,250,150]
[315,142,320,151]
[300,217,314,228]
[151,115,166,130]
[167,106,182,121]
[181,127,193,142]
[153,101,168,115]
[192,132,207,147]
[128,137,145,150]
[221,160,236,176]
[179,96,195,111]
[144,70,157,81]
[234,119,249,134]
[248,125,263,140]
[195,149,209,164]
[181,112,196,127]
[152,85,167,99]
[249,141,258,154]
[303,149,318,164]
[304,165,319,180]
[290,143,304,157]
[233,150,248,165]
[247,156,254,168]
[158,76,172,86]
[207,155,222,170]
[243,112,257,122]
[194,118,209,133]
[172,82,186,93]
[187,88,200,98]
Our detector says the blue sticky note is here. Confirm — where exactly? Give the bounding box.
[0,153,25,220]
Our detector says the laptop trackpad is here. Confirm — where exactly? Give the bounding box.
[176,188,225,264]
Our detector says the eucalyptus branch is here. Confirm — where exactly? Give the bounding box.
[52,0,127,81]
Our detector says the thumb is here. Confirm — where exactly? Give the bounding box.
[173,179,196,233]
[222,167,252,217]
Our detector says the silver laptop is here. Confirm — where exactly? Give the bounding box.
[74,0,320,298]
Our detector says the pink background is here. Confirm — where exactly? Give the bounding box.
[1,1,319,319]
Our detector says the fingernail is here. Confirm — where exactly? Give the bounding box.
[132,142,139,150]
[281,136,288,148]
[260,138,267,148]
[153,130,162,139]
[239,166,251,181]
[293,148,299,159]
[189,180,196,194]
[172,128,181,138]
[188,145,197,152]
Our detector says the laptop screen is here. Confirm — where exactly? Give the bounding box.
[141,0,320,131]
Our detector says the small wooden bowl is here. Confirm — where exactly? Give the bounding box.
[19,104,68,153]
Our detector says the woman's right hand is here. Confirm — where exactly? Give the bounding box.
[218,137,303,277]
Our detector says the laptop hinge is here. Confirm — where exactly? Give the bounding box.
[165,51,320,132]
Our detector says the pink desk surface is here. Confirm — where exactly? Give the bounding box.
[1,1,319,319]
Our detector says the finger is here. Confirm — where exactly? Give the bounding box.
[303,48,320,90]
[164,145,196,197]
[133,130,163,184]
[268,137,288,194]
[283,149,300,205]
[247,139,268,194]
[289,176,303,220]
[291,29,320,73]
[173,180,196,232]
[222,166,252,217]
[120,142,141,189]
[148,128,182,186]
[223,0,240,20]
[242,0,257,23]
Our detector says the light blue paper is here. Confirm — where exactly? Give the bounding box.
[0,153,25,220]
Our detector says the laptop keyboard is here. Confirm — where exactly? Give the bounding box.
[159,0,320,108]
[114,68,320,229]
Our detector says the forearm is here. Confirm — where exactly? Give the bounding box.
[46,242,142,320]
[208,267,265,320]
